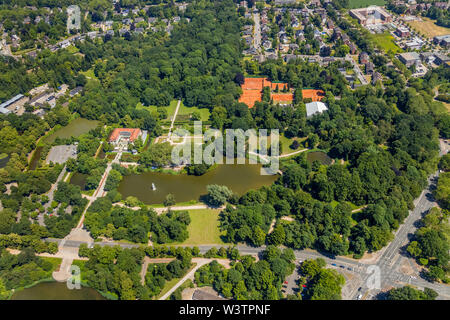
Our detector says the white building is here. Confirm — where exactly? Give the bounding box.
[306,101,328,118]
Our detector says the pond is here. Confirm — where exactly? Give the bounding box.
[11,282,105,300]
[28,146,43,170]
[70,172,88,189]
[118,163,278,205]
[44,118,99,144]
[28,118,99,170]
[306,151,333,166]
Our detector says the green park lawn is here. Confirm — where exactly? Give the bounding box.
[348,0,385,8]
[137,100,210,122]
[177,101,210,122]
[279,135,307,155]
[41,257,63,271]
[369,32,403,54]
[175,209,226,245]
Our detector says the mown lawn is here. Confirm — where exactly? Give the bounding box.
[369,32,403,54]
[41,257,63,272]
[177,101,210,122]
[136,100,178,121]
[175,209,226,245]
[137,100,210,122]
[348,0,385,8]
[279,135,307,155]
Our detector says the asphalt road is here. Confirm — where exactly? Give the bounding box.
[45,141,450,300]
[253,12,261,52]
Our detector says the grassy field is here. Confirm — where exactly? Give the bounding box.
[175,209,226,245]
[369,32,403,54]
[137,100,210,122]
[348,0,385,8]
[136,101,176,120]
[177,101,210,122]
[279,135,307,155]
[407,17,450,38]
[41,257,63,271]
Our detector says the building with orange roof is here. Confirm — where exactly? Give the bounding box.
[109,128,142,145]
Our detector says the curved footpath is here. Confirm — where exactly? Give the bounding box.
[43,140,450,298]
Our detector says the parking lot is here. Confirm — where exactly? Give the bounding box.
[46,145,77,164]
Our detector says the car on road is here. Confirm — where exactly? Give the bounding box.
[347,267,352,271]
[358,287,362,291]
[284,281,288,284]
[340,265,345,269]
[357,294,362,300]
[331,263,337,266]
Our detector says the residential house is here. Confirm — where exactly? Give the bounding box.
[365,62,374,74]
[359,52,369,64]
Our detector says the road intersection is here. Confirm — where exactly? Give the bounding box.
[45,141,450,299]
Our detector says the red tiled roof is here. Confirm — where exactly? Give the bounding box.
[109,128,141,142]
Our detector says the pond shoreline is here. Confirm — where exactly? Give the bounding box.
[10,280,110,300]
[117,162,279,205]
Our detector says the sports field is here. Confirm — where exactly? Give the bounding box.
[407,17,450,38]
